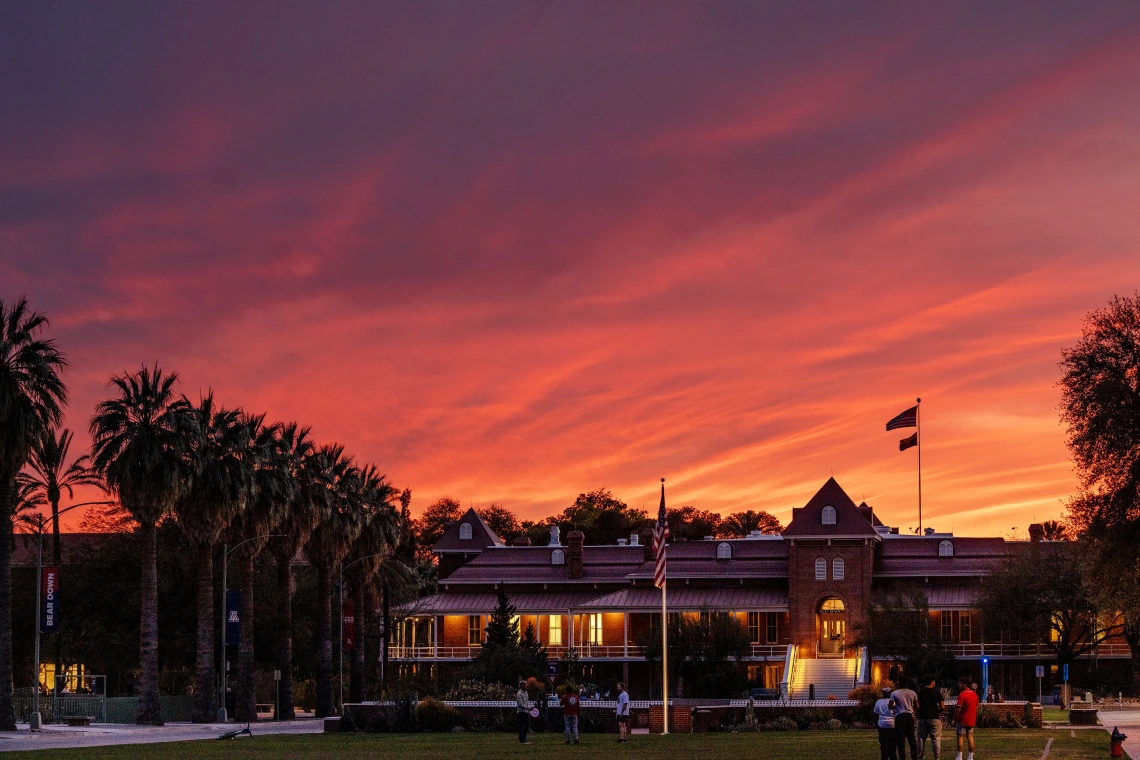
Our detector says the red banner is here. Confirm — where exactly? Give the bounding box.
[41,567,60,633]
[342,601,356,649]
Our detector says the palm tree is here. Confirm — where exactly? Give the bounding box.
[269,423,320,720]
[230,414,289,722]
[305,445,362,717]
[173,393,250,723]
[0,298,67,730]
[89,365,190,725]
[345,465,399,702]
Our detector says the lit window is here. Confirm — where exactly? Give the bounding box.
[585,613,602,645]
[468,615,482,645]
[832,558,845,581]
[748,612,760,642]
[940,611,952,641]
[551,548,565,565]
[815,558,827,580]
[959,611,971,642]
[717,542,732,560]
[938,540,953,557]
[766,612,778,643]
[821,506,836,525]
[459,522,473,540]
[548,615,563,646]
[510,614,520,635]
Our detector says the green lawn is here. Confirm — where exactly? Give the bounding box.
[1043,705,1068,722]
[1,729,1107,760]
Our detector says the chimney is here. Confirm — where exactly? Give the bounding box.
[924,527,935,536]
[512,536,531,546]
[567,531,585,579]
[629,533,639,546]
[1029,524,1044,543]
[617,538,627,546]
[549,526,561,546]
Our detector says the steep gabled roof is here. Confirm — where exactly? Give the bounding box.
[781,478,879,538]
[432,508,503,553]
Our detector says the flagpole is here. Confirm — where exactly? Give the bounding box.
[916,397,922,534]
[661,557,668,734]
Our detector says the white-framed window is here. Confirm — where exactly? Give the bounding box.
[548,615,563,646]
[821,506,836,525]
[585,613,602,645]
[468,615,482,645]
[959,611,971,642]
[815,558,827,580]
[938,540,953,557]
[459,522,473,540]
[551,548,565,565]
[832,557,845,581]
[766,611,779,643]
[717,542,732,560]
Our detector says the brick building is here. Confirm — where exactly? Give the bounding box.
[395,478,1129,699]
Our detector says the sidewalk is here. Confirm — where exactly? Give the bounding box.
[1088,709,1140,759]
[0,718,324,752]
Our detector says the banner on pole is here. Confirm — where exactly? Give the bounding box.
[41,566,60,633]
[226,590,241,642]
[343,601,356,649]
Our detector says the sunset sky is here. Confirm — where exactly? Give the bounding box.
[4,2,1140,536]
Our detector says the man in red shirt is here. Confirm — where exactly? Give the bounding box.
[954,678,978,760]
[560,688,580,744]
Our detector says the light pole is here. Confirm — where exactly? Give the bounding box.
[339,553,386,711]
[29,500,114,730]
[218,535,282,723]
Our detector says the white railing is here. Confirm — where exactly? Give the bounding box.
[779,644,798,700]
[945,642,1132,659]
[390,642,789,661]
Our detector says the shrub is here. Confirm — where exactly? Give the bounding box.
[1023,701,1042,729]
[416,698,463,732]
[294,678,316,713]
[766,716,798,731]
[826,718,844,730]
[975,706,1002,729]
[445,679,512,701]
[793,707,835,729]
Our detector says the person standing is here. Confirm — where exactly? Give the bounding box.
[874,687,899,760]
[916,675,945,760]
[954,679,978,760]
[615,682,630,743]
[516,680,531,744]
[892,679,919,760]
[561,688,581,745]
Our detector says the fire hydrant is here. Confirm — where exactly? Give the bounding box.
[1111,727,1127,758]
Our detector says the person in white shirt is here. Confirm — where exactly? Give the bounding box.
[615,682,630,743]
[874,687,899,760]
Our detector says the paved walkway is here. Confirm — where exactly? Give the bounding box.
[1089,709,1140,759]
[0,718,324,752]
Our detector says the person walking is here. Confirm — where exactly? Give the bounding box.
[916,675,945,760]
[561,688,581,744]
[615,682,630,743]
[954,679,978,760]
[892,679,919,760]
[874,687,899,760]
[516,680,531,744]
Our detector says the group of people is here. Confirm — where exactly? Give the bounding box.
[874,677,979,760]
[515,680,631,745]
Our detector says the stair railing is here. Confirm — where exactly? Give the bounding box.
[779,643,797,700]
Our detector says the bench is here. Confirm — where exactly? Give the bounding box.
[64,716,94,726]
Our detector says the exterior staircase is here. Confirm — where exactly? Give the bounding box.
[787,657,858,700]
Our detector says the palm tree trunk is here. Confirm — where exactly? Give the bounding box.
[233,551,257,722]
[349,581,366,702]
[315,568,334,718]
[137,519,163,725]
[274,549,295,720]
[381,581,390,695]
[0,491,16,731]
[50,496,62,709]
[191,543,215,722]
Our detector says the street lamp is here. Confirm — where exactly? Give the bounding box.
[217,535,282,723]
[339,553,386,712]
[28,500,115,731]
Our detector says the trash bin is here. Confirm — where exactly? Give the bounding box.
[1111,727,1127,758]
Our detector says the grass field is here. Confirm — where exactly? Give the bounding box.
[0,729,1107,760]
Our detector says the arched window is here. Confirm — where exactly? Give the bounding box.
[815,558,827,580]
[821,506,836,525]
[717,542,732,560]
[550,549,565,566]
[459,522,473,540]
[832,557,845,581]
[938,540,954,557]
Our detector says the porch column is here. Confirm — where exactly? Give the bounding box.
[623,613,629,658]
[433,615,439,656]
[569,610,575,649]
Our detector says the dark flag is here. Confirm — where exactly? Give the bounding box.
[886,405,918,431]
[899,433,918,451]
[652,479,669,589]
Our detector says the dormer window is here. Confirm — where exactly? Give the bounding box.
[815,558,827,580]
[821,506,836,525]
[938,540,954,557]
[551,549,565,565]
[459,522,473,540]
[717,542,732,560]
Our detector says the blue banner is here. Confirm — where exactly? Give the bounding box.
[226,590,241,642]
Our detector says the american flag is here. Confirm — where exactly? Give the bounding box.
[885,405,918,431]
[652,479,669,588]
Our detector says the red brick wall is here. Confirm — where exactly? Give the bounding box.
[649,705,693,733]
[787,539,875,657]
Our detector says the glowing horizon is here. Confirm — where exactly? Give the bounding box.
[4,3,1140,537]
